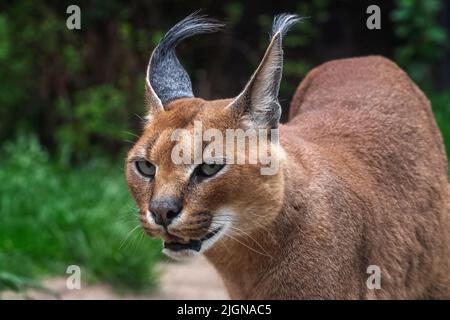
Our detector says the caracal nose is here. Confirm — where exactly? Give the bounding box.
[149,197,182,227]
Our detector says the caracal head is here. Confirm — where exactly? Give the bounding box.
[125,13,301,259]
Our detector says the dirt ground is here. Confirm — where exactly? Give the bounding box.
[3,256,229,300]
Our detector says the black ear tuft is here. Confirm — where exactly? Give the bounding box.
[229,13,303,129]
[147,13,224,107]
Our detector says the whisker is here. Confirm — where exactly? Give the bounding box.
[223,233,272,258]
[119,224,141,250]
[210,215,273,258]
[134,113,144,121]
[227,225,272,258]
[122,130,140,139]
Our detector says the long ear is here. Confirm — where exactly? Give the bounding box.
[228,14,301,128]
[145,13,224,119]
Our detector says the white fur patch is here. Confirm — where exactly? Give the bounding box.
[162,208,234,260]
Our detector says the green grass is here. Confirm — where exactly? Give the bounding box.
[0,135,162,294]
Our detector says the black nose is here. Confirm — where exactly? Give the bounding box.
[149,197,182,227]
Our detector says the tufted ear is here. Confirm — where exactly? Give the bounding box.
[228,14,302,129]
[145,13,224,120]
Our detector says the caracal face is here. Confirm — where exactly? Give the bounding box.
[125,99,284,259]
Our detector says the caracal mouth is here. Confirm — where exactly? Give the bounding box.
[162,221,230,260]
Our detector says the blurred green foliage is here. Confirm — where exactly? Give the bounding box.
[0,1,147,162]
[392,0,448,84]
[428,89,450,159]
[55,84,129,159]
[391,0,450,160]
[0,135,162,292]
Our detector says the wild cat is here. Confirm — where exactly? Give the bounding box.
[125,13,450,299]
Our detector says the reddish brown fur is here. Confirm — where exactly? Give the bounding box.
[126,98,284,245]
[126,56,450,299]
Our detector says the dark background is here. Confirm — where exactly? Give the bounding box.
[1,0,449,161]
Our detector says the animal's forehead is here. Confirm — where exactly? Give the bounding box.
[135,98,234,165]
[144,104,222,143]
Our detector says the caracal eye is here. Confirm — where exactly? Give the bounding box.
[198,163,224,177]
[135,160,156,177]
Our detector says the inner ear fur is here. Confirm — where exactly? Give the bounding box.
[229,14,302,129]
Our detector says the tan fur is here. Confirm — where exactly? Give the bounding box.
[126,56,450,299]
